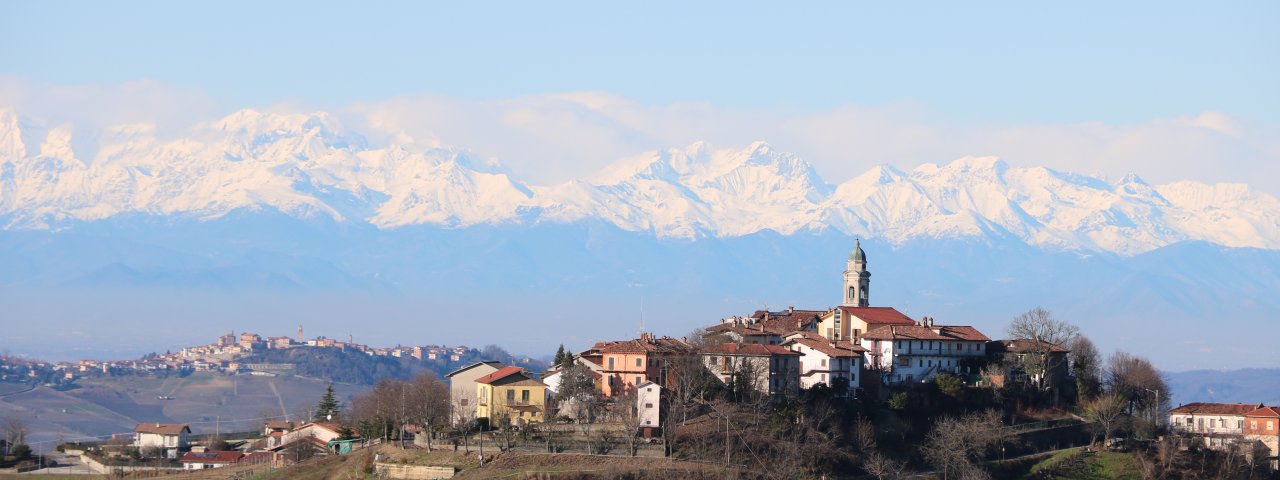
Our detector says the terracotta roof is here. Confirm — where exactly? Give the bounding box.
[1245,406,1280,418]
[598,336,693,354]
[836,306,917,325]
[134,423,190,435]
[264,421,294,430]
[707,323,780,336]
[1169,402,1264,416]
[749,309,825,334]
[988,339,1070,354]
[475,366,529,384]
[861,324,990,342]
[702,343,801,356]
[179,451,243,464]
[783,334,866,358]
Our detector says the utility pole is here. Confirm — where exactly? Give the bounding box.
[400,383,406,449]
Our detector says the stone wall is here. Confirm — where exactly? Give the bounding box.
[374,462,456,479]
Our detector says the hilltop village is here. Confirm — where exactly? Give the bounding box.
[2,243,1276,479]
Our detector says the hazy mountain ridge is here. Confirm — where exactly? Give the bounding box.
[3,108,1279,255]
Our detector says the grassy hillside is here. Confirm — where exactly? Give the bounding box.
[0,374,368,445]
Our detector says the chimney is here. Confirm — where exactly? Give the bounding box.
[787,306,794,314]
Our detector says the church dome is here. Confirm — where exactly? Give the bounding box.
[849,240,866,263]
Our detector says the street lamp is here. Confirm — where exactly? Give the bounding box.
[1143,387,1162,428]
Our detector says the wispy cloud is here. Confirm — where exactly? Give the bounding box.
[5,77,1278,195]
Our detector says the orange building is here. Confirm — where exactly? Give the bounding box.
[596,333,693,397]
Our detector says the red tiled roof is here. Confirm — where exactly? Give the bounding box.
[702,343,801,356]
[179,451,243,464]
[836,307,917,325]
[783,334,866,358]
[707,323,780,336]
[134,423,190,435]
[598,336,693,354]
[862,324,990,342]
[750,309,825,334]
[1169,402,1264,416]
[264,421,294,430]
[475,366,527,384]
[1245,406,1280,418]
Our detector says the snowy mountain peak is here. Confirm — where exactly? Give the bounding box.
[1,108,1278,254]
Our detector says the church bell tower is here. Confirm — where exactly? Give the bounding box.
[843,240,870,307]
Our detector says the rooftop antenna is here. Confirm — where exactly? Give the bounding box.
[639,293,646,337]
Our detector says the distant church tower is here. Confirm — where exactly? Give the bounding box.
[843,240,870,307]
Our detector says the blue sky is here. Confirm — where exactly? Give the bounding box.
[2,2,1278,189]
[4,1,1275,122]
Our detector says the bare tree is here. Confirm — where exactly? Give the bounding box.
[1134,434,1182,480]
[557,363,600,423]
[1105,351,1169,436]
[921,411,1009,480]
[452,397,476,454]
[405,372,449,450]
[1006,307,1079,395]
[864,451,908,480]
[613,390,643,456]
[3,415,27,448]
[1082,393,1128,446]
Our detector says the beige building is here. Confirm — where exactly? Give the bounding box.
[475,367,547,425]
[133,423,190,458]
[701,343,802,399]
[445,361,504,423]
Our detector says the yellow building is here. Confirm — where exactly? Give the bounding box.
[475,366,547,425]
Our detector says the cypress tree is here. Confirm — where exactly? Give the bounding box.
[315,384,340,421]
[554,344,567,367]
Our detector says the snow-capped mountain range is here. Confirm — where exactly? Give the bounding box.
[3,108,1278,255]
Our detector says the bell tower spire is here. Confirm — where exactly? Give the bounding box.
[842,239,871,307]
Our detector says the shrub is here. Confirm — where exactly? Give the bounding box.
[10,443,32,460]
[888,392,909,411]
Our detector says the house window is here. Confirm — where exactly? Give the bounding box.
[506,390,515,403]
[635,376,642,385]
[1269,421,1275,430]
[460,398,468,406]
[636,358,642,367]
[821,359,827,367]
[645,403,653,408]
[1238,420,1244,429]
[608,357,615,369]
[521,390,530,403]
[1251,421,1258,429]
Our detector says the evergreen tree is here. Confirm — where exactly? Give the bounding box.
[553,344,567,368]
[315,384,341,421]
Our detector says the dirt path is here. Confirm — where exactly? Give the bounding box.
[268,380,288,419]
[0,383,35,397]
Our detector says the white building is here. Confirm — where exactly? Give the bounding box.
[782,332,866,394]
[179,451,242,470]
[859,319,990,384]
[636,381,663,437]
[133,423,190,458]
[701,343,802,399]
[1168,402,1260,450]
